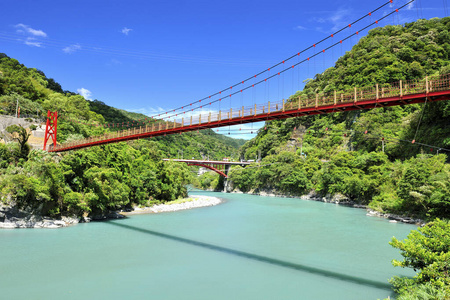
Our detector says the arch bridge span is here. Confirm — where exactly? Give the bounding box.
[162,159,251,178]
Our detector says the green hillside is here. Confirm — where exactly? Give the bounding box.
[203,17,450,220]
[224,20,450,297]
[0,52,241,218]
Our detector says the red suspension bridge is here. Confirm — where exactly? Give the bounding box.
[39,1,450,153]
[44,74,450,153]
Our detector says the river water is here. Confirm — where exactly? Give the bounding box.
[0,191,416,300]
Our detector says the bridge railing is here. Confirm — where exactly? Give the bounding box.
[51,73,450,151]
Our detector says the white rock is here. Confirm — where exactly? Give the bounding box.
[46,224,60,229]
[131,195,222,214]
[53,220,66,226]
[0,223,17,229]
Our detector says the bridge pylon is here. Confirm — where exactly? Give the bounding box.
[43,110,58,151]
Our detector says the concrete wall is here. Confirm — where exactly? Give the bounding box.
[0,115,45,148]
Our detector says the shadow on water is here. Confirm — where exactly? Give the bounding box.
[108,221,392,291]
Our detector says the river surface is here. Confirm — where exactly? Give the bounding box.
[0,191,416,300]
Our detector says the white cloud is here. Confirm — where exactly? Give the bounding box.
[14,24,47,47]
[24,37,42,47]
[406,2,414,10]
[129,106,166,115]
[310,8,352,33]
[63,44,81,54]
[121,27,132,35]
[77,88,92,100]
[329,8,352,32]
[294,25,307,31]
[15,23,47,37]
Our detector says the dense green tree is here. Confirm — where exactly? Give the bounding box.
[230,17,450,220]
[390,219,450,298]
[0,93,43,116]
[5,124,35,159]
[0,143,11,168]
[194,171,221,191]
[0,47,236,217]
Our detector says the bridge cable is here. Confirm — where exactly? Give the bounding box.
[140,0,401,120]
[157,0,416,121]
[59,0,415,130]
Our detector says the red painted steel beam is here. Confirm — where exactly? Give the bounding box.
[187,163,228,178]
[163,159,250,165]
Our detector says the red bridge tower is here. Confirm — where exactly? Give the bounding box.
[43,110,58,151]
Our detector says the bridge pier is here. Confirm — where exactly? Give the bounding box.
[223,165,230,192]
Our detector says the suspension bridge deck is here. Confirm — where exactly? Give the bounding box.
[46,74,450,153]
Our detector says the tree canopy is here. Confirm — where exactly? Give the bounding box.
[390,219,450,298]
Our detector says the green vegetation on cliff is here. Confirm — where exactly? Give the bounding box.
[207,17,450,220]
[0,141,192,217]
[0,53,240,218]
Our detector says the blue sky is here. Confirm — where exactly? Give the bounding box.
[0,0,448,139]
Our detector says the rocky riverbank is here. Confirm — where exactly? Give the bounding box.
[226,187,424,225]
[366,209,425,226]
[0,203,80,229]
[0,195,222,229]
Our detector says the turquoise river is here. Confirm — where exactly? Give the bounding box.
[0,190,416,299]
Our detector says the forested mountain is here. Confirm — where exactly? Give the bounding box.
[0,52,241,218]
[225,20,450,297]
[199,17,450,220]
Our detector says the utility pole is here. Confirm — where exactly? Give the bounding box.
[382,138,385,153]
